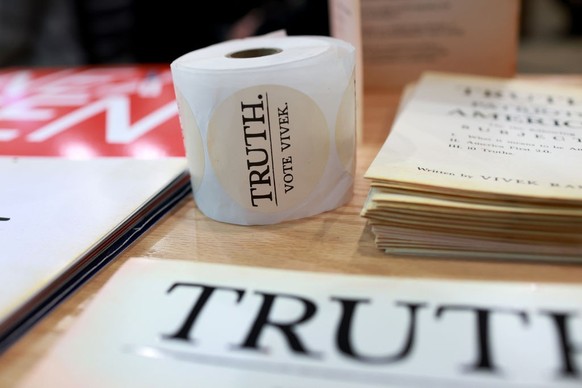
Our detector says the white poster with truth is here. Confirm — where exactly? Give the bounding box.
[20,257,582,387]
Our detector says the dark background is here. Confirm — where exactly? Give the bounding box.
[0,0,330,67]
[0,0,580,73]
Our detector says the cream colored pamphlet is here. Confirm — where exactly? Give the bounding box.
[365,71,582,203]
[20,257,582,387]
[329,0,520,90]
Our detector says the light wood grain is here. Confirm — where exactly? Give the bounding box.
[1,76,582,387]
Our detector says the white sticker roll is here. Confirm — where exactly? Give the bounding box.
[171,35,356,225]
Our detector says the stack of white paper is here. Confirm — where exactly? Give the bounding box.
[362,72,582,261]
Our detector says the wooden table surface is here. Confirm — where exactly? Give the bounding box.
[2,75,582,387]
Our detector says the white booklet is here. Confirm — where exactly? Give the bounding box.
[20,257,582,387]
[0,158,188,349]
[0,65,190,350]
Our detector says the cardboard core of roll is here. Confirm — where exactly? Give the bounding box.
[226,48,282,58]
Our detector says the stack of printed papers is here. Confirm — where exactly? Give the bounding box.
[361,72,582,261]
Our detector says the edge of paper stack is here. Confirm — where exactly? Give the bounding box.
[361,71,582,262]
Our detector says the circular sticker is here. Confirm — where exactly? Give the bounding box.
[175,88,205,193]
[208,85,329,212]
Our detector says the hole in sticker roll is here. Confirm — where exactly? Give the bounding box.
[226,48,282,58]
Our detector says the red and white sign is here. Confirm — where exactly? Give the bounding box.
[0,65,185,158]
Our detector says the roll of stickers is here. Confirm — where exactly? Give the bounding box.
[171,35,356,225]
